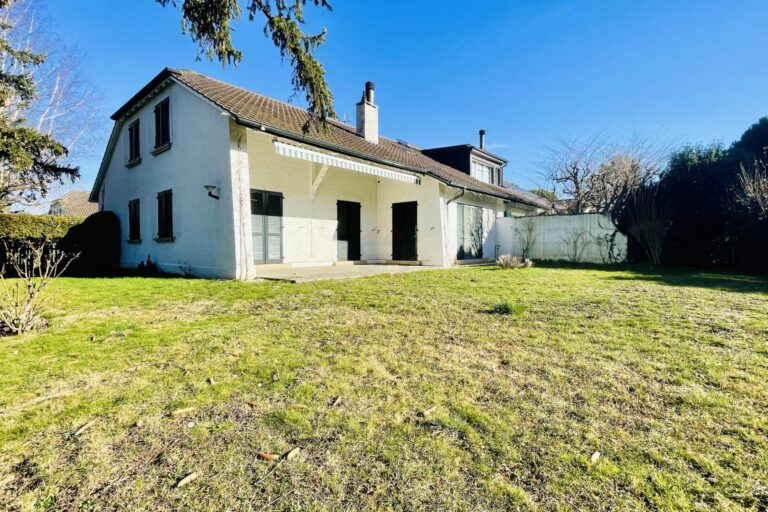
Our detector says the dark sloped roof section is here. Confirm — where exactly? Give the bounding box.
[165,69,546,208]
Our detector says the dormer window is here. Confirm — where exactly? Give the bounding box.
[471,160,498,185]
[152,97,171,155]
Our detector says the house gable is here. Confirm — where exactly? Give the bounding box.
[90,69,232,203]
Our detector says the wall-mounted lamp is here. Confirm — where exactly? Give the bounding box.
[204,185,220,200]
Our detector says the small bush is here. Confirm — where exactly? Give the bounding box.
[497,255,533,269]
[137,255,159,276]
[0,240,79,335]
[488,301,526,315]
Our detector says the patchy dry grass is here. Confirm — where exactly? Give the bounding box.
[0,266,767,511]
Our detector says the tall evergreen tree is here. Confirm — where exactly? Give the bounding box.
[0,0,78,211]
[157,0,336,129]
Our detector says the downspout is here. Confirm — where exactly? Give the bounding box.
[446,186,465,204]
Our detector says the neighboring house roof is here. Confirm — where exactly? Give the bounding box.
[502,181,552,210]
[94,68,546,208]
[49,190,98,217]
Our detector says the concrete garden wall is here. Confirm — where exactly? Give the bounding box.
[496,213,628,263]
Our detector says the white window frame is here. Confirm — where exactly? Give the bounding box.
[471,159,497,185]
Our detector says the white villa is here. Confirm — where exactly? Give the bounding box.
[90,68,547,279]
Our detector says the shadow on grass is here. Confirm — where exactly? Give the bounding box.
[607,268,768,294]
[488,261,768,294]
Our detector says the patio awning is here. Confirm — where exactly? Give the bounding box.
[274,141,421,185]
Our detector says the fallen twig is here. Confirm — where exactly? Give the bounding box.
[73,419,96,437]
[176,472,199,488]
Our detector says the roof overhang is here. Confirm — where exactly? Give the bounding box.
[233,117,529,204]
[90,67,543,209]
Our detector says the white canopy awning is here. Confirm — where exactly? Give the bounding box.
[274,141,421,185]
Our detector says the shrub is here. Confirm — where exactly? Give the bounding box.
[0,240,78,335]
[488,301,526,315]
[59,211,121,276]
[497,255,533,269]
[0,214,83,277]
[137,255,159,276]
[0,213,82,241]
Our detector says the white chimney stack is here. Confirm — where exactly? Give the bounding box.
[356,81,378,144]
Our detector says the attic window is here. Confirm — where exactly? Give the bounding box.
[127,120,141,167]
[471,160,498,185]
[153,97,171,154]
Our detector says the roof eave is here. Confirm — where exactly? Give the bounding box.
[234,116,537,205]
[110,68,178,121]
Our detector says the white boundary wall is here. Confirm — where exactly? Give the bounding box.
[496,213,627,263]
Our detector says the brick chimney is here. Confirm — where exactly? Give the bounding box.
[356,81,378,144]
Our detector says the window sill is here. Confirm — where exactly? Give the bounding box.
[154,236,175,243]
[126,158,142,168]
[126,239,142,244]
[151,142,172,156]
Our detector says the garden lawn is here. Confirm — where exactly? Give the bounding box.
[0,266,767,511]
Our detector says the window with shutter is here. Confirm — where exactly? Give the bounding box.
[153,98,171,153]
[156,189,174,240]
[128,199,141,242]
[127,120,141,166]
[250,189,283,264]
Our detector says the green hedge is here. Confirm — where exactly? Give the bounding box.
[0,214,83,240]
[0,212,121,276]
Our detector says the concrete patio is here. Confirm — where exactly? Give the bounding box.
[253,263,440,283]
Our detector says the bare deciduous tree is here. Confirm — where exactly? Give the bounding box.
[563,230,589,263]
[543,134,668,217]
[623,186,669,266]
[542,134,607,214]
[735,160,768,219]
[0,240,78,334]
[1,0,105,210]
[514,218,536,260]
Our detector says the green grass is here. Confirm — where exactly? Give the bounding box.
[0,266,767,511]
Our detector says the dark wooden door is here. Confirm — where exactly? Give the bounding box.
[392,201,417,261]
[337,200,361,261]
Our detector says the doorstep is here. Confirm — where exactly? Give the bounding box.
[455,259,495,266]
[384,260,423,266]
[333,260,369,266]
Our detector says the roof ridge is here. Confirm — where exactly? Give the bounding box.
[171,68,411,145]
[102,67,547,209]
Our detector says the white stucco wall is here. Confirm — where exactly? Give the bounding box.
[244,130,447,267]
[439,186,532,265]
[376,177,444,265]
[496,213,628,263]
[98,82,545,278]
[100,82,236,277]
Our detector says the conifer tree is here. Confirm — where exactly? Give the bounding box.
[157,0,336,128]
[0,0,78,211]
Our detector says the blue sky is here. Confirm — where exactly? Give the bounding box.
[42,0,768,191]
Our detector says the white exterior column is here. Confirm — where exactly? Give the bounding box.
[229,122,254,279]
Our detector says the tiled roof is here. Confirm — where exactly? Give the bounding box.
[49,190,98,217]
[166,69,547,208]
[502,181,555,209]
